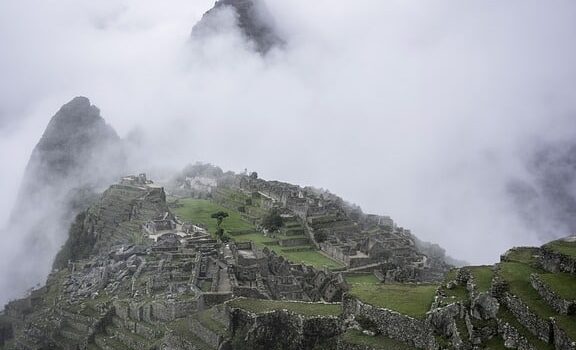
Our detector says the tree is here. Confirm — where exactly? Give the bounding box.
[261,208,283,232]
[249,171,258,179]
[211,211,229,227]
[211,211,229,241]
[314,230,328,243]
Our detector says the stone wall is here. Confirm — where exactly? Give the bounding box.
[502,293,551,343]
[189,318,222,348]
[342,295,437,349]
[539,248,576,275]
[552,319,576,350]
[530,274,576,315]
[497,319,536,350]
[227,306,342,350]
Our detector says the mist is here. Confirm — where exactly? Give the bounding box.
[2,0,576,304]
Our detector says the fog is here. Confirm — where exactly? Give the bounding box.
[1,0,576,303]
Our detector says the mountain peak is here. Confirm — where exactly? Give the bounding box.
[193,0,283,54]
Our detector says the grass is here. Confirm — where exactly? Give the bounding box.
[497,306,554,350]
[545,239,576,258]
[175,198,345,270]
[484,336,507,350]
[345,273,381,284]
[499,262,555,318]
[194,308,228,335]
[505,247,540,265]
[469,266,494,293]
[349,283,438,319]
[227,298,342,317]
[173,198,255,236]
[499,262,576,341]
[538,273,576,300]
[341,330,417,349]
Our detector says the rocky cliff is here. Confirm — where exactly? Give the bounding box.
[192,0,283,54]
[0,97,125,308]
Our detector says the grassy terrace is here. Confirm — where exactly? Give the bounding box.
[505,247,540,265]
[174,198,345,269]
[227,298,342,317]
[348,283,438,319]
[341,330,417,350]
[544,239,576,258]
[469,266,494,293]
[539,272,576,300]
[497,306,554,350]
[173,199,255,235]
[499,261,576,341]
[345,273,381,285]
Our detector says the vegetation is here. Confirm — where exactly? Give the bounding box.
[174,199,254,235]
[544,239,576,258]
[227,298,342,317]
[261,208,283,232]
[345,273,381,284]
[469,266,494,292]
[539,272,576,300]
[349,283,438,319]
[504,247,540,265]
[341,330,417,349]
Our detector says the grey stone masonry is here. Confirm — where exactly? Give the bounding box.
[530,274,576,315]
[502,292,551,343]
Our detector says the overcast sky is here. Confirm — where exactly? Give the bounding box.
[1,0,576,266]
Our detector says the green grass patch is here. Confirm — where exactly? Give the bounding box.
[499,262,555,318]
[173,199,255,236]
[194,308,228,336]
[349,283,438,319]
[341,329,416,349]
[499,262,576,341]
[345,273,381,285]
[497,306,554,350]
[544,239,576,258]
[469,266,494,293]
[539,273,576,300]
[505,247,540,265]
[484,336,507,350]
[227,298,342,317]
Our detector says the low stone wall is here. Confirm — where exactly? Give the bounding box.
[343,295,436,349]
[189,318,222,348]
[530,274,576,315]
[227,306,342,350]
[539,248,576,275]
[160,332,209,350]
[502,293,551,343]
[279,237,311,247]
[552,319,576,350]
[200,292,234,310]
[497,319,536,350]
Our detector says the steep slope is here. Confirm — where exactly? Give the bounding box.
[0,96,125,307]
[192,0,283,54]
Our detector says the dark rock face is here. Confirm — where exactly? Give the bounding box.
[15,96,123,206]
[1,97,125,307]
[192,0,283,54]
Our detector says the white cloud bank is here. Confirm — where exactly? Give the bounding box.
[1,0,576,303]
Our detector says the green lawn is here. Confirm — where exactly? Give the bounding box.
[345,273,381,284]
[174,198,345,269]
[341,330,417,349]
[484,336,507,350]
[499,262,576,341]
[469,266,494,293]
[173,198,255,236]
[545,239,576,258]
[497,306,554,350]
[349,283,438,319]
[505,247,540,265]
[539,273,576,300]
[227,298,342,317]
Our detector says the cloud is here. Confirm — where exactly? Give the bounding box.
[1,0,576,305]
